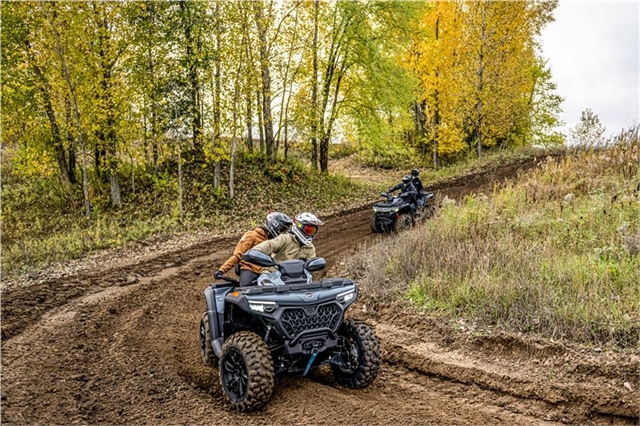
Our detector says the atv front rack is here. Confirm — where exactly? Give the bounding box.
[237,278,354,295]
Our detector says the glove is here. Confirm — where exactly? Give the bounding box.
[214,270,224,279]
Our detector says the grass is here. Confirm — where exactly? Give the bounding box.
[1,152,373,282]
[343,127,640,348]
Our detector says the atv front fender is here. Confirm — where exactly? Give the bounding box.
[204,284,233,357]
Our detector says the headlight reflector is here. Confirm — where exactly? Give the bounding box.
[337,290,355,304]
[249,301,277,313]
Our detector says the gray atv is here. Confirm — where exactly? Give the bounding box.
[199,249,381,411]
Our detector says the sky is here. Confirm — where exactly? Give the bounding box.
[540,0,639,138]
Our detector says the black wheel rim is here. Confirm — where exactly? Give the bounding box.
[222,348,248,401]
[337,335,360,373]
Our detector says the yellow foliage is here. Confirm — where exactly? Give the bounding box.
[409,0,555,156]
[12,146,57,179]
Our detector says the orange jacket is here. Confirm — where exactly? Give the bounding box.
[219,227,269,274]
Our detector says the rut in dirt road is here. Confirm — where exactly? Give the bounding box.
[3,156,638,425]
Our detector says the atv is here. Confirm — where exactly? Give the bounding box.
[199,249,381,411]
[370,190,436,234]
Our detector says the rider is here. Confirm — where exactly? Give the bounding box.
[252,212,323,263]
[387,175,418,214]
[411,169,423,194]
[410,168,426,207]
[214,212,293,286]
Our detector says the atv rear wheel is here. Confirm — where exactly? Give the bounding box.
[220,331,274,411]
[199,311,218,367]
[331,319,381,389]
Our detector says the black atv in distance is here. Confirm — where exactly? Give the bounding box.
[370,191,436,234]
[199,249,381,411]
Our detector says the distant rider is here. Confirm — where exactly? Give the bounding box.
[215,212,292,286]
[411,169,423,194]
[252,212,323,263]
[387,175,418,214]
[410,168,426,207]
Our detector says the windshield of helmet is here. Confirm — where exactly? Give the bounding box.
[276,222,291,234]
[297,221,318,236]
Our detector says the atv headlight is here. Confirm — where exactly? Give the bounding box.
[249,301,277,313]
[336,290,355,304]
[373,206,399,213]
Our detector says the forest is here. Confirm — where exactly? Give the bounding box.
[2,0,562,203]
[2,0,564,274]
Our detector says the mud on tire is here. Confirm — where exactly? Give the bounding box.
[331,319,381,389]
[370,216,380,233]
[199,311,219,367]
[395,213,413,233]
[220,331,274,411]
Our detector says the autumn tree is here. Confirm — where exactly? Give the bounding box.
[293,0,422,172]
[411,0,560,159]
[528,58,565,145]
[2,2,77,186]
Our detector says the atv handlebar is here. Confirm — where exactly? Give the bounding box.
[379,191,394,202]
[215,274,239,286]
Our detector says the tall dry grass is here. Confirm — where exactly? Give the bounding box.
[345,126,640,348]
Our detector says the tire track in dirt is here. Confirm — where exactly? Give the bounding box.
[2,156,638,425]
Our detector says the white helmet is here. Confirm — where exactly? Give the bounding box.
[291,212,324,246]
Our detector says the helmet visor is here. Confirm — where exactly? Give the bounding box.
[298,222,318,237]
[276,222,291,234]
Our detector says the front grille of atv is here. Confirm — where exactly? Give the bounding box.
[281,304,341,338]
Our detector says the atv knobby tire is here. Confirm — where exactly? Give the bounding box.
[220,331,274,411]
[395,213,413,233]
[199,311,218,367]
[370,216,380,233]
[332,319,381,389]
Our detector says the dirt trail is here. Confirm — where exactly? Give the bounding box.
[2,157,639,425]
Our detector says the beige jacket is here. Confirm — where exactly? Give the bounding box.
[252,233,316,265]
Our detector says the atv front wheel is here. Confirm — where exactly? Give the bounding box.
[370,216,380,233]
[395,213,413,233]
[220,331,274,411]
[199,311,218,367]
[331,319,381,389]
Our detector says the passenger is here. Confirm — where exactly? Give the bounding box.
[214,212,292,287]
[410,168,423,194]
[387,175,418,214]
[411,169,427,207]
[252,212,323,263]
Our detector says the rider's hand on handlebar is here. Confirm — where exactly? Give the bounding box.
[214,270,224,279]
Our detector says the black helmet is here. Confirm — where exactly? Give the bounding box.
[402,175,411,184]
[264,212,293,238]
[411,169,419,177]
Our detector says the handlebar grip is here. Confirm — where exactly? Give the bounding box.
[215,275,239,286]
